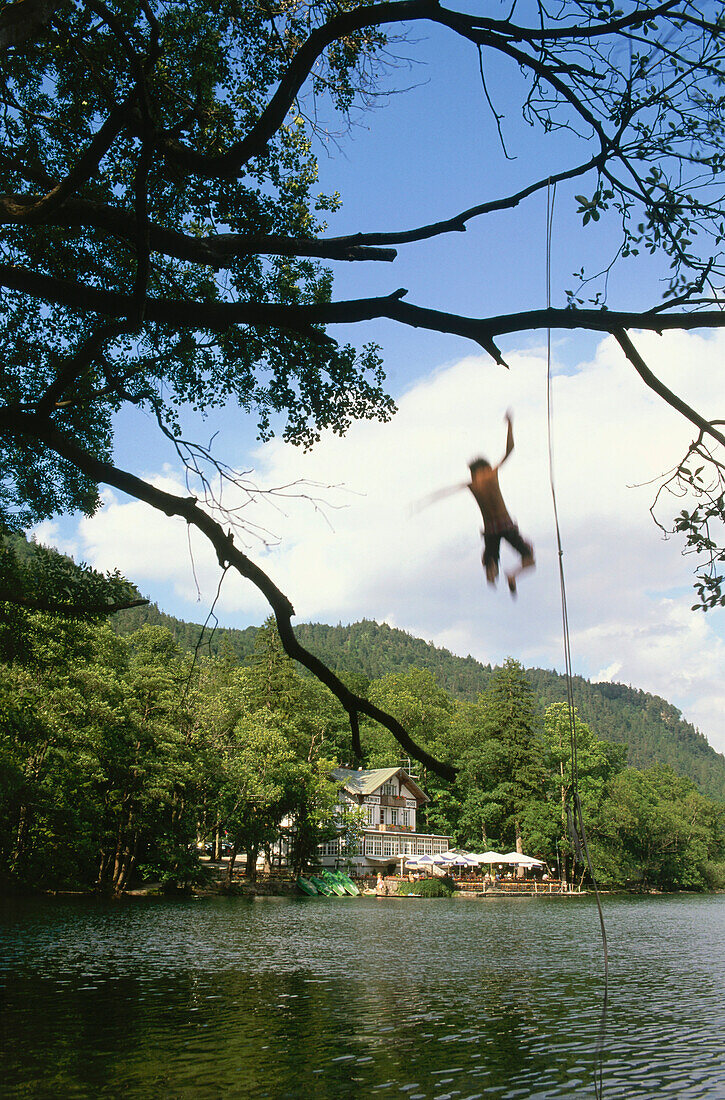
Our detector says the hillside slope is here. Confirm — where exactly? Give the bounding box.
[113,605,725,803]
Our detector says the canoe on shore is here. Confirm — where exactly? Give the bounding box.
[309,875,334,896]
[333,871,360,896]
[320,871,347,896]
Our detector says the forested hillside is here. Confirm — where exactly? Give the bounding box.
[114,606,725,803]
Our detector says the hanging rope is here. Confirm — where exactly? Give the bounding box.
[545,179,609,1100]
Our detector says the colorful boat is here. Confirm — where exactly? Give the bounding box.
[296,876,318,896]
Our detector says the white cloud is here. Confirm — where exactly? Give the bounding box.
[35,329,725,754]
[593,661,623,684]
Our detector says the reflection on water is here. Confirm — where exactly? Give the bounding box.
[1,894,724,1098]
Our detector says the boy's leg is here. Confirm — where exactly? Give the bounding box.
[503,529,535,594]
[482,533,501,585]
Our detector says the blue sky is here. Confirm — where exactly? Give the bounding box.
[35,21,725,755]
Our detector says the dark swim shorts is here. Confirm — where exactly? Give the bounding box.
[482,526,534,567]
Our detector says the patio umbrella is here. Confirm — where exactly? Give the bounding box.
[416,853,446,866]
[440,851,479,867]
[500,851,545,866]
[473,851,507,864]
[515,854,546,868]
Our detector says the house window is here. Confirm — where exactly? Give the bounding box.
[391,809,398,826]
[370,836,382,856]
[400,810,408,828]
[379,808,385,825]
[367,805,376,825]
[381,782,397,796]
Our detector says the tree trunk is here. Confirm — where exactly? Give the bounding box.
[10,804,29,872]
[113,832,139,896]
[97,848,112,889]
[515,821,524,878]
[225,844,238,888]
[111,820,124,885]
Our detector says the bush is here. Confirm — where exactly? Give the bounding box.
[702,861,725,891]
[398,876,454,898]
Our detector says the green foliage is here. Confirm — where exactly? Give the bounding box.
[591,764,725,889]
[0,0,393,526]
[398,877,454,898]
[113,611,725,805]
[0,530,141,658]
[4,575,724,894]
[702,861,725,890]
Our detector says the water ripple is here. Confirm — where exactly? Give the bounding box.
[1,894,724,1098]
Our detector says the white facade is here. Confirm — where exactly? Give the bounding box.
[319,766,450,874]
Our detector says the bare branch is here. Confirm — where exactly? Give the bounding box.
[613,329,725,450]
[0,195,397,262]
[8,261,725,354]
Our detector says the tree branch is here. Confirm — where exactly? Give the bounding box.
[149,0,696,181]
[0,592,149,616]
[11,93,139,222]
[613,329,725,450]
[36,320,131,415]
[6,261,725,350]
[0,195,397,263]
[0,407,456,781]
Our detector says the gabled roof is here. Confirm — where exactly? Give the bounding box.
[331,766,429,804]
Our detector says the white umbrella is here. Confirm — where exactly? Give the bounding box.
[500,851,545,866]
[441,851,479,867]
[473,851,507,864]
[407,854,441,868]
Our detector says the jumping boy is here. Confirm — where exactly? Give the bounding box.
[421,410,535,595]
[468,410,535,594]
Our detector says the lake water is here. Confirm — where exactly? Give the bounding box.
[1,892,724,1098]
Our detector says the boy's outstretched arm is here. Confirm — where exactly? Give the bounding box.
[499,409,514,467]
[411,481,468,515]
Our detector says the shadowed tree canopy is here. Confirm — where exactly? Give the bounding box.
[3,0,725,776]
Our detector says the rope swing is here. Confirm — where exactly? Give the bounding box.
[545,179,609,1099]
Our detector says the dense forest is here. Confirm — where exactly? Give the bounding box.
[2,534,724,897]
[114,606,725,804]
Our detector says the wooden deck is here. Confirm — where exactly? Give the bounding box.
[451,877,575,895]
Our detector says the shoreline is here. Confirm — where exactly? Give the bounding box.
[3,880,722,901]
